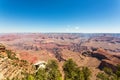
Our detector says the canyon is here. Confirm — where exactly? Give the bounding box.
[0,33,120,80]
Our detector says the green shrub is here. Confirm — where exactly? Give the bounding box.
[63,59,91,80]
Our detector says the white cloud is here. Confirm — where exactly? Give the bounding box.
[75,26,79,30]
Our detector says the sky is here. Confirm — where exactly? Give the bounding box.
[0,0,120,33]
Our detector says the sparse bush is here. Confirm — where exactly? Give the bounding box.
[81,67,91,80]
[97,64,120,80]
[97,72,109,80]
[5,50,17,60]
[29,60,62,80]
[63,59,91,80]
[46,60,62,80]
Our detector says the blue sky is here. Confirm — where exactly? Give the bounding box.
[0,0,120,33]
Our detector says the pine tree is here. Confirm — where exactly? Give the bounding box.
[63,59,81,80]
[46,60,62,80]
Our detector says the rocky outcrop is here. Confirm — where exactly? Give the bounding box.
[68,43,88,53]
[0,44,35,80]
[91,52,107,60]
[0,57,34,80]
[49,48,66,62]
[99,59,118,72]
[91,48,120,71]
[0,44,5,52]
